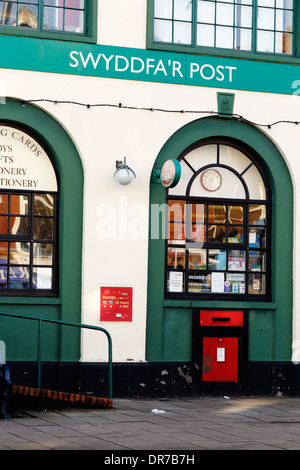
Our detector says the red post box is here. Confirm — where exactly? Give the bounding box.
[199,310,243,382]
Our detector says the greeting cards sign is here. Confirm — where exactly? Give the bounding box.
[100,286,133,322]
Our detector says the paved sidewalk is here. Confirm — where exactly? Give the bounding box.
[1,396,300,450]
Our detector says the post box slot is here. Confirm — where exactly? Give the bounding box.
[212,317,230,322]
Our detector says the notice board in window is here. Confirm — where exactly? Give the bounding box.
[100,286,133,322]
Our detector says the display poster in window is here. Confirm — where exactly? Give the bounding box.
[212,272,225,293]
[100,286,133,322]
[169,271,183,292]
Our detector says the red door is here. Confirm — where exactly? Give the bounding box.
[202,337,239,382]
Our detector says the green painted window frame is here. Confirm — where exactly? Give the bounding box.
[147,0,300,64]
[0,0,97,43]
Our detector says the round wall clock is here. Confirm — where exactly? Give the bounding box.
[200,169,222,192]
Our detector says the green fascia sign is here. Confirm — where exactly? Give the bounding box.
[0,35,299,96]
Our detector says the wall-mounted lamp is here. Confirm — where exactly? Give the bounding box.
[114,157,136,185]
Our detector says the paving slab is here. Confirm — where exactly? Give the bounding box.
[1,396,300,452]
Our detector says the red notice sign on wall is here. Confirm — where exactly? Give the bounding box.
[100,286,133,322]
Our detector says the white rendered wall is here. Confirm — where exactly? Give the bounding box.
[0,0,299,362]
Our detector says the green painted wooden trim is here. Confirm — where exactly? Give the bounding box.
[0,98,84,361]
[146,115,293,362]
[0,0,97,44]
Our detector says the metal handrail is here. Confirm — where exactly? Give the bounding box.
[0,311,113,399]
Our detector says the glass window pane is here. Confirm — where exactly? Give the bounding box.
[258,0,275,6]
[0,216,8,234]
[33,267,52,289]
[249,204,266,225]
[168,223,185,244]
[276,32,292,54]
[228,225,243,243]
[236,5,252,27]
[44,6,63,30]
[189,248,206,269]
[44,0,63,5]
[168,200,185,222]
[0,242,8,261]
[9,266,30,289]
[10,195,28,215]
[66,0,84,8]
[197,0,215,23]
[208,225,226,242]
[188,273,211,292]
[0,266,7,288]
[34,194,54,216]
[225,273,245,294]
[191,203,206,224]
[228,250,246,271]
[168,247,185,269]
[276,0,293,8]
[10,216,28,235]
[154,18,172,42]
[197,23,215,46]
[18,4,38,28]
[216,3,234,25]
[174,21,192,44]
[249,251,266,271]
[235,28,252,50]
[190,223,206,243]
[249,227,266,248]
[216,26,234,48]
[228,205,244,224]
[257,30,274,52]
[208,249,226,270]
[154,0,172,19]
[208,205,226,223]
[0,194,8,214]
[257,7,275,30]
[33,217,53,239]
[276,9,293,31]
[248,273,266,294]
[33,243,53,266]
[0,1,17,26]
[174,0,192,21]
[10,243,30,264]
[65,9,84,33]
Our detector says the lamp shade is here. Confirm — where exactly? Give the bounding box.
[114,157,136,185]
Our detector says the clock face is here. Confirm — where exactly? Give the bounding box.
[201,169,222,192]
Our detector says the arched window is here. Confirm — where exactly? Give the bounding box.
[166,138,270,300]
[0,125,58,294]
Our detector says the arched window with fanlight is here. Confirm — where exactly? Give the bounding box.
[166,138,270,300]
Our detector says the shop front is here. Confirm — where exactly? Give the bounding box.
[0,99,84,391]
[146,115,293,396]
